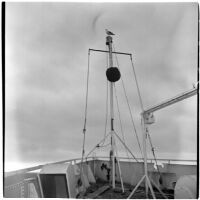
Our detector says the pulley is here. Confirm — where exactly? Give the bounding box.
[106,67,121,82]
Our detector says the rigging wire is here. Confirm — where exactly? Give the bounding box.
[131,53,162,180]
[102,52,109,145]
[99,143,111,148]
[114,131,139,162]
[85,133,111,159]
[80,50,90,178]
[84,45,139,163]
[85,48,109,159]
[114,84,131,161]
[130,55,144,111]
[81,42,162,190]
[149,131,162,180]
[113,44,143,158]
[147,130,162,180]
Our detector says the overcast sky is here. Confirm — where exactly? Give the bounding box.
[5,2,197,171]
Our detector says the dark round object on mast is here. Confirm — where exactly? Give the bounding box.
[106,67,121,82]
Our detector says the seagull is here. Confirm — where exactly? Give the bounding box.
[106,29,115,35]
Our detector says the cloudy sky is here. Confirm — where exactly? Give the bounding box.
[5,2,197,171]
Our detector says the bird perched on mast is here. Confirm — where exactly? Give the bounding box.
[106,29,115,35]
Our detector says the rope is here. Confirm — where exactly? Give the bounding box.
[113,44,143,158]
[103,81,109,145]
[130,56,162,178]
[80,49,90,179]
[84,44,139,163]
[130,56,163,179]
[85,48,109,158]
[85,132,110,159]
[99,143,110,148]
[147,130,162,179]
[114,132,139,162]
[114,84,131,161]
[102,53,109,145]
[130,55,144,111]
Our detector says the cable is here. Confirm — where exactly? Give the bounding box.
[114,132,139,162]
[85,132,111,159]
[113,44,143,158]
[129,50,162,173]
[102,53,109,145]
[130,55,144,111]
[80,49,90,178]
[147,130,162,180]
[130,55,163,181]
[114,84,131,161]
[85,48,109,158]
[99,143,110,148]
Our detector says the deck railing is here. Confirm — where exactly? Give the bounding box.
[5,156,196,177]
[93,156,197,164]
[4,157,93,177]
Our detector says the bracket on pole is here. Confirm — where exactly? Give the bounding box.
[143,112,155,124]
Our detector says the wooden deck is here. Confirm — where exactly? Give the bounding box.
[82,179,174,199]
[86,185,110,199]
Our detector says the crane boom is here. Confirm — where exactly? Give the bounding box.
[142,88,197,116]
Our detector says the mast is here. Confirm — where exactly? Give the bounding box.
[106,35,115,189]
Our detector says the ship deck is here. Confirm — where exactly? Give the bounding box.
[80,179,174,199]
[4,157,196,198]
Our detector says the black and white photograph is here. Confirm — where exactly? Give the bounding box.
[3,2,198,198]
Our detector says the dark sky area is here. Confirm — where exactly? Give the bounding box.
[5,2,197,171]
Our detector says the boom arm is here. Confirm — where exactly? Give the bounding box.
[142,88,197,123]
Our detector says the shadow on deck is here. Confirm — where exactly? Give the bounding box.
[79,179,174,199]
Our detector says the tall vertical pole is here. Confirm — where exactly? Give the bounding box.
[142,114,149,198]
[106,35,115,189]
[128,115,156,199]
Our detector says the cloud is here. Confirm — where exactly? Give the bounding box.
[5,3,197,170]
